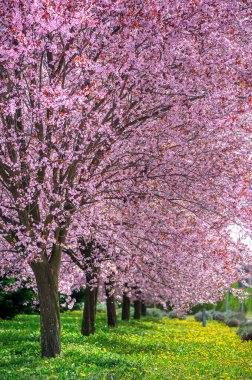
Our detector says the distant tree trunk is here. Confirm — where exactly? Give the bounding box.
[81,274,99,336]
[225,291,229,313]
[134,300,141,320]
[122,291,131,320]
[78,241,100,336]
[95,285,99,310]
[92,284,99,331]
[82,284,91,336]
[105,278,117,327]
[240,300,245,313]
[141,302,147,316]
[89,279,99,334]
[31,248,61,358]
[202,308,207,327]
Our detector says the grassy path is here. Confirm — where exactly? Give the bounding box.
[0,311,252,379]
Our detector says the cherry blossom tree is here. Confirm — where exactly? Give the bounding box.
[0,0,251,357]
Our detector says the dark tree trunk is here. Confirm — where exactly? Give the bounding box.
[78,241,101,336]
[81,274,98,336]
[122,292,131,320]
[90,285,98,334]
[105,280,117,328]
[94,285,99,310]
[134,300,141,320]
[141,302,147,317]
[31,260,61,358]
[82,284,91,336]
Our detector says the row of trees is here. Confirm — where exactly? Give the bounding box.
[0,0,251,357]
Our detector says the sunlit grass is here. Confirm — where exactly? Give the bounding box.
[0,311,251,379]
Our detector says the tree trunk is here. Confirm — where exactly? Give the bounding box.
[141,302,147,317]
[78,241,101,336]
[122,292,131,320]
[90,285,98,334]
[81,275,98,336]
[202,308,207,327]
[134,300,141,320]
[95,285,99,311]
[105,281,117,328]
[31,261,61,358]
[82,284,91,336]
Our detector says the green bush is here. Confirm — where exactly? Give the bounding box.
[168,311,185,320]
[224,311,246,322]
[223,311,246,328]
[96,302,107,313]
[190,303,214,314]
[190,303,213,314]
[207,311,246,327]
[194,311,212,322]
[225,319,240,327]
[237,325,252,341]
[146,308,163,319]
[0,278,36,320]
[71,287,85,303]
[212,311,225,322]
[72,302,84,311]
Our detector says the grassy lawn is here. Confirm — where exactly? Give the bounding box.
[0,311,252,379]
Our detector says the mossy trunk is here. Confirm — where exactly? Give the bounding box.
[141,302,147,317]
[31,261,61,358]
[122,292,131,320]
[134,300,141,320]
[105,280,117,327]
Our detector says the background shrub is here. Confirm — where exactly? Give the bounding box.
[168,311,185,320]
[190,303,214,314]
[96,302,107,313]
[237,325,252,341]
[212,311,225,322]
[72,302,84,311]
[224,311,246,323]
[194,311,213,322]
[0,278,36,319]
[146,308,163,319]
[225,319,240,327]
[223,311,246,327]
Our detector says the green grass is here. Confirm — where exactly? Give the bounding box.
[0,311,252,379]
